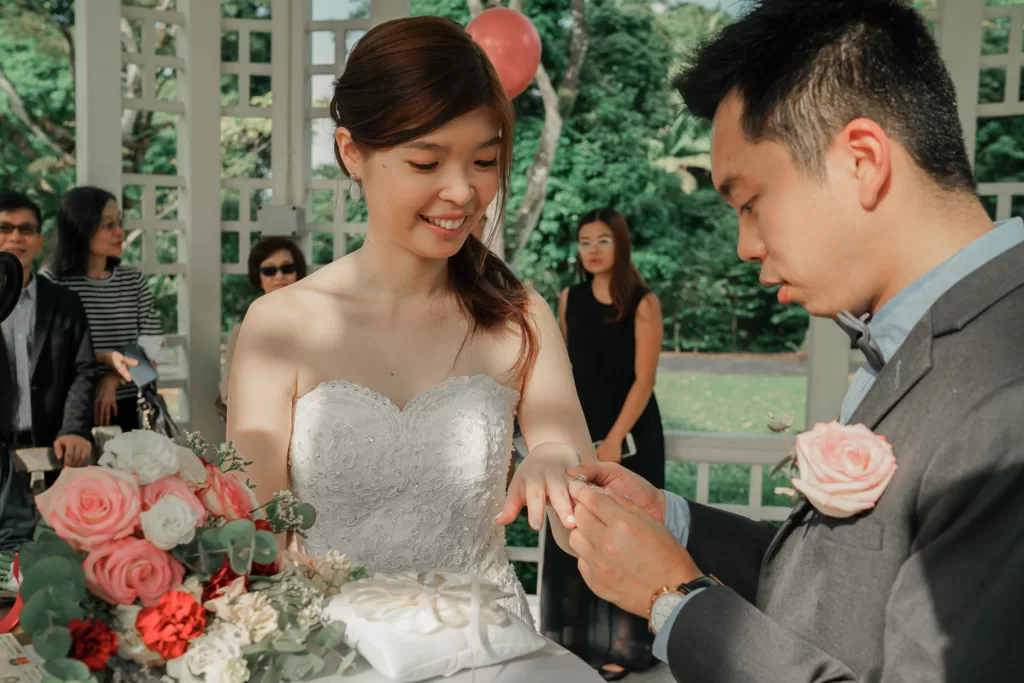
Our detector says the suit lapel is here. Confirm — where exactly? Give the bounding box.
[761,320,935,567]
[760,241,1024,573]
[30,276,55,375]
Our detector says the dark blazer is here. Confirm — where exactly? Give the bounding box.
[0,275,97,447]
[666,241,1024,682]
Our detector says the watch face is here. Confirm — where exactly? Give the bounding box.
[651,592,685,633]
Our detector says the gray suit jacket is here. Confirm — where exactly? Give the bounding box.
[667,241,1024,682]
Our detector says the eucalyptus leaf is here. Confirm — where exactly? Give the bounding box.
[20,556,86,603]
[271,636,307,654]
[294,503,317,530]
[253,530,278,563]
[199,527,225,550]
[243,640,271,656]
[220,519,256,575]
[314,622,345,651]
[198,529,227,574]
[35,625,72,661]
[32,521,61,543]
[21,588,64,636]
[280,652,324,681]
[19,537,80,576]
[44,658,91,681]
[220,518,256,544]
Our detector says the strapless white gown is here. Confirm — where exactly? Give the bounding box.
[289,374,533,623]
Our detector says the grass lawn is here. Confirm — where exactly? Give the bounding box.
[509,370,809,593]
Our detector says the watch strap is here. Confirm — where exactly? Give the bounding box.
[678,574,721,595]
[647,574,721,634]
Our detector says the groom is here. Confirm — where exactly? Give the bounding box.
[564,0,1024,680]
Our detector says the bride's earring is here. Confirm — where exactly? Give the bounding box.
[349,177,363,203]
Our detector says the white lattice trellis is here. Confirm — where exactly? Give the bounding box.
[76,0,409,439]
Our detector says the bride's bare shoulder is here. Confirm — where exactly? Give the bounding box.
[238,258,359,339]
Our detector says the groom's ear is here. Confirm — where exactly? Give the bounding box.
[334,127,364,178]
[835,118,892,212]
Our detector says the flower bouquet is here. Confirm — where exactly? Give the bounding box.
[16,430,365,683]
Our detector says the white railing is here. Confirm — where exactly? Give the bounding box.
[506,429,793,567]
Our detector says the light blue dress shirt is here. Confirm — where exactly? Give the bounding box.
[652,217,1024,662]
[0,273,36,430]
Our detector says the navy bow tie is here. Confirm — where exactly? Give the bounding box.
[834,310,885,373]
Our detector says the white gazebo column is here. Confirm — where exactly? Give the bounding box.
[371,0,411,23]
[804,318,851,426]
[74,0,122,190]
[180,0,224,441]
[939,0,985,169]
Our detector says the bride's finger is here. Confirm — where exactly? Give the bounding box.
[526,477,547,530]
[494,478,525,525]
[545,473,576,529]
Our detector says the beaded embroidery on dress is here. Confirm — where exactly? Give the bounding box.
[289,374,533,623]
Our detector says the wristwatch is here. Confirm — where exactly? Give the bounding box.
[647,574,721,635]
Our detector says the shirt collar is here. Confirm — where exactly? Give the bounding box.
[868,217,1024,362]
[21,272,37,300]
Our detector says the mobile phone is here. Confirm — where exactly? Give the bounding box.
[120,343,159,388]
[594,432,637,458]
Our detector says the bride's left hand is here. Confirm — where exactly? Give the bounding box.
[495,442,580,531]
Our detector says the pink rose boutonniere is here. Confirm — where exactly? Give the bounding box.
[769,416,897,518]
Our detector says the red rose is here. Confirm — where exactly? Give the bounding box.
[68,618,118,672]
[201,557,250,604]
[135,590,206,661]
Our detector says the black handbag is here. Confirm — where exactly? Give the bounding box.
[136,384,181,441]
[120,343,182,440]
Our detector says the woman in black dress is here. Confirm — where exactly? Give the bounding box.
[540,207,665,680]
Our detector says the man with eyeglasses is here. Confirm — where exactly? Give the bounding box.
[0,191,96,475]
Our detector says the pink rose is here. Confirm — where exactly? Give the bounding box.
[142,476,206,526]
[792,421,897,518]
[83,538,185,606]
[198,465,254,521]
[36,467,142,551]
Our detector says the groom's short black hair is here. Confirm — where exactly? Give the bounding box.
[674,0,975,194]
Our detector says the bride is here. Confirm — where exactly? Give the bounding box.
[227,16,595,621]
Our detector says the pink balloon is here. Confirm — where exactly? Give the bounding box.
[467,8,542,99]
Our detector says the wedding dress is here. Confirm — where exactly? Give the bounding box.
[289,374,533,623]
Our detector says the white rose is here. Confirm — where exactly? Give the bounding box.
[167,624,244,683]
[113,604,164,667]
[207,658,249,683]
[178,448,209,488]
[140,495,202,550]
[100,430,182,485]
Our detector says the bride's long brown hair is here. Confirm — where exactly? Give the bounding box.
[330,16,537,380]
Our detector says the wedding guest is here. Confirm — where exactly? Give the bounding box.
[0,191,96,468]
[541,207,664,680]
[44,186,160,433]
[564,1,1024,681]
[217,236,307,414]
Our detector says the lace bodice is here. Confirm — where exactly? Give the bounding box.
[290,374,532,623]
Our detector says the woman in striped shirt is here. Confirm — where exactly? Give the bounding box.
[44,186,162,432]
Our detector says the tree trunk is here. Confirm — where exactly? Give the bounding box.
[510,0,587,257]
[465,0,589,260]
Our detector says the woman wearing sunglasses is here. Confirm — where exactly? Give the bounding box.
[218,236,307,413]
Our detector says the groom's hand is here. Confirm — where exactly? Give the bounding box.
[568,479,701,617]
[567,462,667,524]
